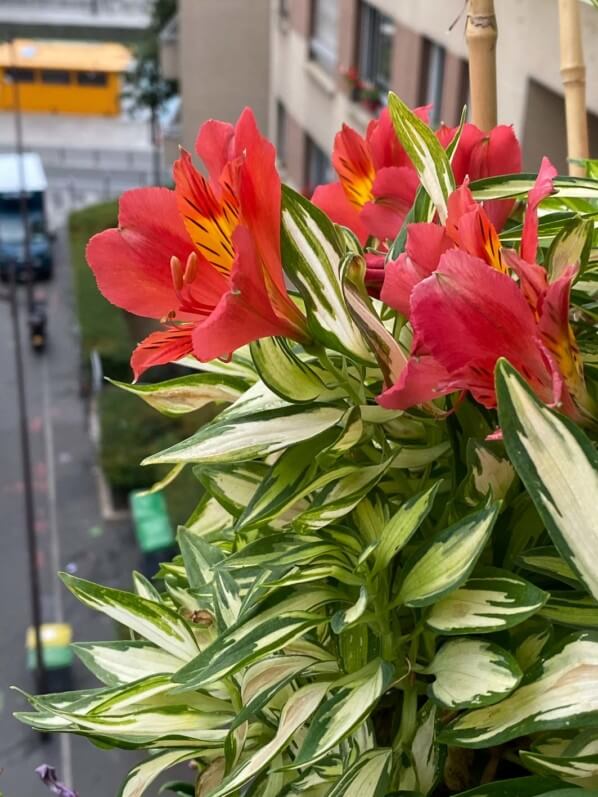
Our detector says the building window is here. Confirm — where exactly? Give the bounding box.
[357,2,395,99]
[41,69,70,85]
[420,39,446,128]
[76,71,108,87]
[4,67,35,83]
[276,101,288,169]
[305,135,334,195]
[310,0,339,74]
[279,0,290,19]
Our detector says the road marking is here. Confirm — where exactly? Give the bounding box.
[41,354,73,789]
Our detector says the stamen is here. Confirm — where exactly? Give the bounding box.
[170,255,184,291]
[183,251,199,284]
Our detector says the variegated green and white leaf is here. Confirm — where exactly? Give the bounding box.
[173,601,329,690]
[178,527,224,588]
[540,593,598,628]
[185,495,235,541]
[521,744,598,790]
[331,587,369,634]
[293,460,391,531]
[396,504,499,608]
[208,683,329,797]
[72,640,182,686]
[471,172,598,202]
[281,185,372,362]
[326,749,392,797]
[144,403,345,466]
[250,337,338,403]
[120,749,201,797]
[427,638,522,709]
[546,216,594,282]
[391,441,451,469]
[292,660,395,768]
[197,463,265,516]
[132,571,163,603]
[518,547,582,588]
[512,617,554,672]
[108,373,246,416]
[60,574,198,661]
[371,483,439,576]
[440,633,598,747]
[466,440,516,504]
[177,349,257,381]
[497,360,598,600]
[212,569,242,630]
[233,655,317,729]
[388,92,455,222]
[411,702,442,796]
[426,572,547,635]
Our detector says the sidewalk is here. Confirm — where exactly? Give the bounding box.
[0,227,142,795]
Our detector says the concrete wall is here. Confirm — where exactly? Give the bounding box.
[177,0,270,155]
[271,0,598,180]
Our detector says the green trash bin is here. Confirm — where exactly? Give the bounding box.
[129,491,176,578]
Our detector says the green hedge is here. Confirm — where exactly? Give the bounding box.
[69,201,133,382]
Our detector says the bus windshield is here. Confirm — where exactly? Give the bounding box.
[0,213,45,244]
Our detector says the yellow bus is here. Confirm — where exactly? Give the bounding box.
[0,39,132,116]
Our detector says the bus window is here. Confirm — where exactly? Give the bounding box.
[76,71,108,87]
[41,69,70,85]
[4,67,35,83]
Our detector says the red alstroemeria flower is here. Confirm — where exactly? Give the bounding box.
[311,107,426,244]
[312,107,522,246]
[87,108,307,380]
[379,158,595,423]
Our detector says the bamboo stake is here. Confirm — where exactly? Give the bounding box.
[465,0,498,132]
[558,0,589,176]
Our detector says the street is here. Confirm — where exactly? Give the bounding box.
[0,228,143,795]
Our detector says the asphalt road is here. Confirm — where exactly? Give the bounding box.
[0,229,144,795]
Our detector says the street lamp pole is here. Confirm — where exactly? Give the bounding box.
[10,38,34,312]
[8,267,47,697]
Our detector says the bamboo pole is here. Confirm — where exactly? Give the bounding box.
[465,0,498,132]
[558,0,589,176]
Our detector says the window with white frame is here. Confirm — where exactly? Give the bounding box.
[420,39,446,128]
[305,135,334,195]
[310,0,339,74]
[357,2,395,98]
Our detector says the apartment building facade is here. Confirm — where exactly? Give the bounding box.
[270,0,598,193]
[160,0,270,164]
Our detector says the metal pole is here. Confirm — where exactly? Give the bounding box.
[10,39,34,312]
[558,0,589,176]
[151,105,162,186]
[9,266,47,697]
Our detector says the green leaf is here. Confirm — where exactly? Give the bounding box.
[426,572,548,635]
[250,337,337,403]
[387,92,455,222]
[326,749,392,797]
[521,744,598,790]
[449,776,578,797]
[185,495,235,541]
[60,574,199,662]
[281,185,372,362]
[207,683,329,797]
[107,373,246,416]
[330,587,369,633]
[396,504,499,608]
[411,702,442,796]
[371,483,439,576]
[496,360,598,600]
[72,640,182,686]
[291,660,395,768]
[427,638,522,709]
[440,633,598,748]
[466,440,516,504]
[546,216,594,282]
[178,527,224,588]
[144,402,346,466]
[197,463,265,516]
[540,593,598,628]
[518,547,582,588]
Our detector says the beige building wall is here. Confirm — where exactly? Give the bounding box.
[271,0,598,183]
[161,0,271,163]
